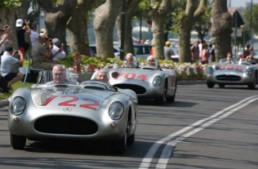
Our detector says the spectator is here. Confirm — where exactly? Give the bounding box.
[208,43,215,63]
[164,41,174,60]
[51,38,66,61]
[0,25,12,55]
[201,43,209,64]
[0,46,24,92]
[16,19,30,59]
[31,28,55,70]
[121,53,138,68]
[190,40,200,63]
[29,22,39,47]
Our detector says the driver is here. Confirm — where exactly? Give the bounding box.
[121,53,138,68]
[46,64,71,85]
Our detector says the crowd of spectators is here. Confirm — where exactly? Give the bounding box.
[0,18,68,92]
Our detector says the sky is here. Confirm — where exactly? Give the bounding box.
[230,0,258,7]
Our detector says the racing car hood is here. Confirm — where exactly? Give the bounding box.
[31,86,114,109]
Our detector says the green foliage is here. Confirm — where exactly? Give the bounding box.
[0,0,21,8]
[171,8,184,32]
[243,3,258,34]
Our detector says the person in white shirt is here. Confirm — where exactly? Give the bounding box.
[29,23,39,47]
[0,46,24,92]
[51,38,66,61]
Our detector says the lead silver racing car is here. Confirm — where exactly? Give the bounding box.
[8,80,138,153]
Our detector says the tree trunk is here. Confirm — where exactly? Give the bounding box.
[93,0,122,58]
[37,0,77,52]
[210,0,232,61]
[116,0,141,58]
[178,0,207,62]
[67,0,91,55]
[150,0,171,60]
[179,23,192,62]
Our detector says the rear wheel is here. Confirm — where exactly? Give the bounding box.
[10,134,26,149]
[207,82,215,88]
[248,75,256,89]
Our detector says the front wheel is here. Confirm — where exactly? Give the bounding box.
[10,134,26,149]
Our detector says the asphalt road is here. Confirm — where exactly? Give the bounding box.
[0,83,258,169]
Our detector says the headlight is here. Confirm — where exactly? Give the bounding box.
[245,68,253,75]
[153,76,162,87]
[206,67,214,75]
[108,102,124,120]
[10,97,26,116]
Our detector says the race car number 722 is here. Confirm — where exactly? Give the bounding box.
[43,96,100,110]
[116,72,147,81]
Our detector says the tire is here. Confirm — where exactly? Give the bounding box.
[218,84,225,88]
[207,82,215,88]
[10,134,26,149]
[248,75,256,89]
[113,133,127,154]
[155,87,167,105]
[127,134,135,146]
[166,81,177,103]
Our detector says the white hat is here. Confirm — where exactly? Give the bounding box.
[16,19,24,27]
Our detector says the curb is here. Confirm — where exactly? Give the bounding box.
[178,80,206,85]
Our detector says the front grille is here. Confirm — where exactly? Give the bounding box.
[34,115,98,135]
[114,84,146,94]
[216,75,241,81]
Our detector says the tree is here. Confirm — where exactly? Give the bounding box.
[37,0,77,51]
[66,0,97,55]
[175,0,207,63]
[150,0,171,59]
[116,0,141,59]
[93,0,122,58]
[210,0,232,61]
[243,3,257,34]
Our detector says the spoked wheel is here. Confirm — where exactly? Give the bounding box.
[248,75,256,89]
[10,134,26,149]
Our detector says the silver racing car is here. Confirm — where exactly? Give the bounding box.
[205,58,258,89]
[8,80,138,153]
[108,66,177,104]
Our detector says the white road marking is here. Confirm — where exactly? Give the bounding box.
[139,95,258,169]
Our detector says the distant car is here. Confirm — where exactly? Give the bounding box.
[8,81,138,153]
[108,65,177,104]
[205,58,258,89]
[133,44,152,59]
